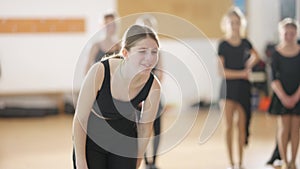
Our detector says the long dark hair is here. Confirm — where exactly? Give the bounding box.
[122,24,159,51]
[104,24,159,60]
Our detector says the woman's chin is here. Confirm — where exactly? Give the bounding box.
[139,67,152,74]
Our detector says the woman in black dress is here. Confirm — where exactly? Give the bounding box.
[218,7,260,169]
[268,18,300,169]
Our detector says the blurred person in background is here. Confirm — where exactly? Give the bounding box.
[268,18,300,169]
[85,11,121,73]
[218,7,260,169]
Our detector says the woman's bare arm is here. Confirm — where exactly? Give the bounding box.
[245,48,260,69]
[136,77,161,168]
[73,62,104,168]
[218,56,249,80]
[271,80,296,109]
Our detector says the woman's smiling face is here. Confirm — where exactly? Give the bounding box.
[125,37,159,74]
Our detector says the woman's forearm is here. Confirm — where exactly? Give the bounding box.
[73,117,88,168]
[222,68,248,80]
[293,85,300,101]
[271,80,288,99]
[137,122,153,158]
[218,57,248,80]
[245,49,260,69]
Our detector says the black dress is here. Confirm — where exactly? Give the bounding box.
[218,39,253,144]
[268,50,300,115]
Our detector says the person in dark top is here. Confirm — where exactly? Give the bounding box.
[266,38,300,166]
[85,12,121,73]
[268,18,300,169]
[73,25,161,169]
[218,7,260,169]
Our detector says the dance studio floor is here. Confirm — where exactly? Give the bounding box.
[0,107,298,169]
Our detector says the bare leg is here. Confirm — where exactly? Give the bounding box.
[290,115,300,167]
[277,115,291,166]
[236,103,246,167]
[220,100,236,167]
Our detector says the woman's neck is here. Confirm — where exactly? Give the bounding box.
[277,41,299,57]
[118,61,150,89]
[225,34,242,46]
[280,41,298,48]
[227,33,241,40]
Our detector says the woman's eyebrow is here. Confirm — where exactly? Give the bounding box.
[136,47,158,50]
[137,47,148,50]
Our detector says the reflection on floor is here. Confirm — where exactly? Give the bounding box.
[0,107,298,169]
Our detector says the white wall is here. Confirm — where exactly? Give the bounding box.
[247,0,281,60]
[159,38,220,107]
[0,0,285,109]
[0,0,115,93]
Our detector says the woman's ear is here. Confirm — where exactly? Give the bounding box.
[122,48,129,59]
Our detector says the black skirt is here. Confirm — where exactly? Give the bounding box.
[268,94,300,115]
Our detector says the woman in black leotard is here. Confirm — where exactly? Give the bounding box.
[73,25,161,169]
[268,18,300,169]
[218,7,260,169]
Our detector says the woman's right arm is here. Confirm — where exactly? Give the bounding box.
[271,80,295,109]
[270,52,296,109]
[73,63,104,169]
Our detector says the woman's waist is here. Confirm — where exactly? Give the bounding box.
[90,108,137,121]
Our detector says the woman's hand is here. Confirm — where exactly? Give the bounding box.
[241,68,251,80]
[280,95,296,109]
[290,93,300,106]
[76,160,89,169]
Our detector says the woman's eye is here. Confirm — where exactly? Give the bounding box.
[138,50,147,54]
[151,51,158,55]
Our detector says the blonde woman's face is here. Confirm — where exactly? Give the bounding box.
[281,25,298,43]
[127,37,159,74]
[226,14,241,35]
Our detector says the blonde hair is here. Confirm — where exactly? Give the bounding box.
[220,6,247,37]
[278,17,299,34]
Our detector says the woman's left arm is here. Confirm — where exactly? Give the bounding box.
[136,77,161,167]
[245,48,261,69]
[292,85,300,103]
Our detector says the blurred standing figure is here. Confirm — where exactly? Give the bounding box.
[136,14,163,169]
[268,18,300,169]
[266,37,300,167]
[218,7,260,169]
[86,11,121,73]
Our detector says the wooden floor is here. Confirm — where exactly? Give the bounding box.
[0,107,298,169]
